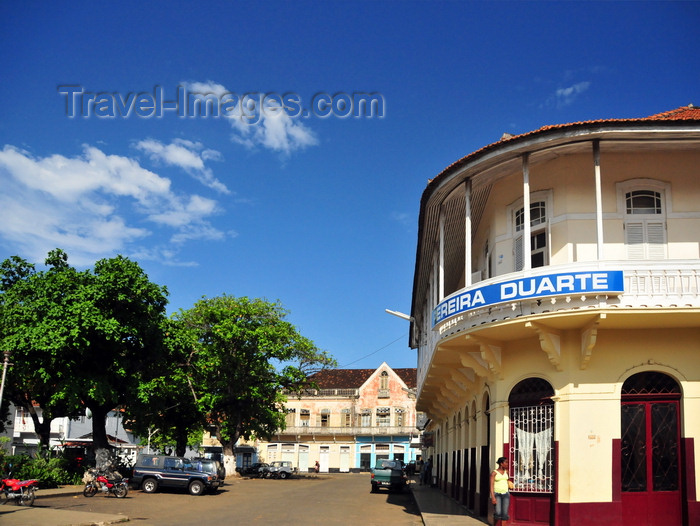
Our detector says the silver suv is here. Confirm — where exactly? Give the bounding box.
[266,461,296,479]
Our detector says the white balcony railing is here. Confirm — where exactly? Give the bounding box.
[276,425,417,436]
[418,260,700,392]
[283,388,359,397]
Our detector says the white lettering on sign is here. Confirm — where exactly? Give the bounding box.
[433,270,623,328]
[501,273,608,299]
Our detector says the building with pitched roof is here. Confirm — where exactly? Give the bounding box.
[408,105,700,526]
[238,363,421,473]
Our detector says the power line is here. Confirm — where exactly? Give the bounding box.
[338,333,408,368]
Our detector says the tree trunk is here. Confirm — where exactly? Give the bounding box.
[9,392,52,449]
[221,439,238,479]
[27,405,52,449]
[175,427,187,457]
[90,405,113,470]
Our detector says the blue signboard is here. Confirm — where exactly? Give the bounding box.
[432,270,624,327]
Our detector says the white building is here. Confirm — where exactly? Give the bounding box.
[9,404,140,463]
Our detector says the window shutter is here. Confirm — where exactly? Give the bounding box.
[514,234,524,271]
[646,221,666,259]
[625,222,645,260]
[626,220,666,259]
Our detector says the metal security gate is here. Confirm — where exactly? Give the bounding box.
[508,378,555,525]
[510,405,554,494]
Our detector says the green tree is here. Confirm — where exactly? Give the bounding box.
[0,254,82,445]
[175,295,336,476]
[124,318,205,457]
[0,250,169,464]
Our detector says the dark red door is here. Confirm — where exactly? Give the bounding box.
[621,400,681,526]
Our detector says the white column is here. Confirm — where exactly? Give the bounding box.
[439,210,445,300]
[593,140,604,260]
[522,154,532,271]
[464,180,472,287]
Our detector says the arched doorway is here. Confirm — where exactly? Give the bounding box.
[621,371,681,526]
[508,378,555,525]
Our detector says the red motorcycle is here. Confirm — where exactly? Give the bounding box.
[1,476,39,506]
[83,468,128,498]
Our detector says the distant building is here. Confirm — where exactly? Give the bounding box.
[239,363,421,473]
[9,404,140,463]
[409,106,700,525]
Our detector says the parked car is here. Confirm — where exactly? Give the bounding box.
[236,462,269,477]
[370,459,408,493]
[266,461,296,479]
[131,454,220,495]
[191,458,226,486]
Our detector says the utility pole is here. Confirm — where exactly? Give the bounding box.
[0,350,11,411]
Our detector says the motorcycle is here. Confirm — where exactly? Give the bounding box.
[83,468,129,498]
[1,476,39,506]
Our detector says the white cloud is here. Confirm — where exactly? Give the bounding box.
[0,144,226,266]
[553,81,591,108]
[135,138,230,194]
[391,211,412,227]
[147,194,219,227]
[183,80,318,155]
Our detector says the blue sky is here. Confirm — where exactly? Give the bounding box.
[1,1,698,369]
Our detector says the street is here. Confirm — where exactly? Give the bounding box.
[35,473,423,525]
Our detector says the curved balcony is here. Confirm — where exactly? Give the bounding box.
[418,260,700,392]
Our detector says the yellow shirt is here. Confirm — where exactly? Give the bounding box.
[493,470,509,494]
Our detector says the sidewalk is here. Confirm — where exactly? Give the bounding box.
[0,479,489,526]
[0,485,128,526]
[410,478,489,526]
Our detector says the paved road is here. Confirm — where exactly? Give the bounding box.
[33,473,423,525]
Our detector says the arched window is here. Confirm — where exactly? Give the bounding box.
[376,407,391,427]
[361,408,371,427]
[341,408,351,427]
[618,180,668,260]
[320,408,330,427]
[379,371,390,398]
[509,378,555,493]
[511,194,550,271]
[285,408,296,426]
[394,408,405,427]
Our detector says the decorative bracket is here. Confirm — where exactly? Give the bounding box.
[450,369,477,396]
[465,335,503,379]
[526,321,563,371]
[580,314,605,370]
[459,351,491,378]
[444,375,465,395]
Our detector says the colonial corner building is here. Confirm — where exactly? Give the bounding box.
[231,364,421,473]
[408,105,700,526]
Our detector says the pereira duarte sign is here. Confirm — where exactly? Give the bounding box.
[432,270,624,328]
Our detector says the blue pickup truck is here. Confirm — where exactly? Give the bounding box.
[131,454,220,495]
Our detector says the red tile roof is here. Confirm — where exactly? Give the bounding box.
[433,105,700,184]
[644,104,700,120]
[309,368,417,389]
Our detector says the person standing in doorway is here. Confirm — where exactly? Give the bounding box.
[490,457,511,525]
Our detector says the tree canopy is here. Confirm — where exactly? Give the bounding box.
[173,295,336,474]
[1,251,336,473]
[123,318,205,457]
[0,249,169,455]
